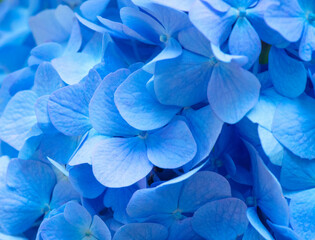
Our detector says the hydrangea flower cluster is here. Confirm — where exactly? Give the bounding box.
[0,0,314,239]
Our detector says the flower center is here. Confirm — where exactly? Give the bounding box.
[209,56,218,65]
[246,196,257,207]
[238,7,247,18]
[172,209,184,220]
[85,230,92,237]
[306,11,315,24]
[42,204,51,214]
[138,131,148,139]
[160,34,169,43]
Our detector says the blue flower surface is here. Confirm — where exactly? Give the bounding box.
[0,0,314,239]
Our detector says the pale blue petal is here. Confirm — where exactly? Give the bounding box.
[264,0,305,42]
[132,0,191,34]
[69,164,105,199]
[39,214,84,240]
[127,182,183,218]
[246,207,274,240]
[280,150,315,190]
[154,50,212,107]
[269,47,307,97]
[272,95,315,159]
[299,24,315,61]
[189,0,237,45]
[208,62,260,124]
[32,62,64,97]
[0,91,37,150]
[246,142,289,226]
[146,120,197,168]
[113,223,168,240]
[178,171,231,212]
[290,188,315,240]
[228,17,261,69]
[89,69,139,136]
[143,37,182,73]
[192,198,248,240]
[115,69,180,131]
[151,0,194,11]
[258,126,283,166]
[64,201,92,229]
[29,6,73,45]
[183,106,223,169]
[89,216,111,240]
[178,27,212,58]
[80,0,110,21]
[69,131,108,165]
[92,137,153,187]
[51,53,99,85]
[267,221,301,240]
[49,180,80,210]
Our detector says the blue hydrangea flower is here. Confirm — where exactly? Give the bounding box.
[152,27,261,124]
[265,0,315,61]
[189,0,285,68]
[0,158,80,235]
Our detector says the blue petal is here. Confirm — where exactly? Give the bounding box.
[89,69,140,136]
[146,119,197,168]
[207,62,260,123]
[246,142,289,226]
[29,5,73,45]
[178,27,213,58]
[0,159,56,234]
[115,69,180,131]
[69,130,108,165]
[120,7,164,44]
[35,95,57,133]
[246,207,274,240]
[127,182,183,219]
[299,23,315,61]
[48,70,101,136]
[154,50,212,107]
[64,201,92,229]
[258,126,284,166]
[247,88,286,131]
[264,0,305,42]
[51,53,99,85]
[32,62,64,97]
[267,221,301,240]
[178,171,231,212]
[30,43,63,63]
[289,188,315,240]
[80,0,110,21]
[104,184,139,223]
[48,83,92,136]
[39,214,83,240]
[113,223,168,240]
[280,150,315,190]
[183,106,223,169]
[0,91,38,150]
[49,179,81,210]
[69,164,105,199]
[211,44,248,66]
[92,137,153,187]
[132,0,191,34]
[143,37,182,73]
[168,218,202,240]
[189,0,237,45]
[272,95,315,159]
[228,17,261,69]
[150,0,195,11]
[269,47,307,97]
[191,198,248,240]
[89,215,111,240]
